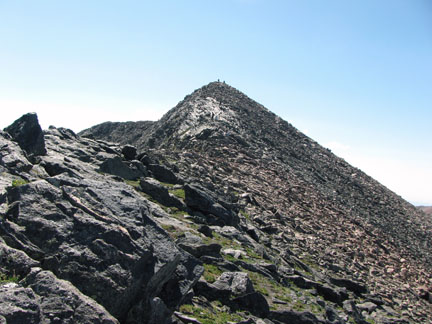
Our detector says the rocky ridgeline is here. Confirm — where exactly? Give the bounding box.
[80,82,432,323]
[0,83,430,324]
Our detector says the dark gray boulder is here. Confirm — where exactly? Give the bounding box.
[147,163,180,184]
[193,278,232,301]
[330,277,367,296]
[176,232,222,259]
[122,145,137,161]
[140,177,185,209]
[99,156,147,180]
[184,184,239,226]
[4,113,46,157]
[231,292,269,318]
[315,283,348,305]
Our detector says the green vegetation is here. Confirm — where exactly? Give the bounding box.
[239,209,250,220]
[137,191,159,204]
[160,181,175,188]
[11,178,28,187]
[179,303,242,324]
[300,254,320,271]
[246,271,271,296]
[202,264,223,283]
[124,179,140,188]
[170,188,185,199]
[0,272,20,284]
[275,293,292,303]
[244,246,261,259]
[292,300,306,311]
[211,232,242,250]
[160,224,182,239]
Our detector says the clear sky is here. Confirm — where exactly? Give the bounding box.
[1,0,431,205]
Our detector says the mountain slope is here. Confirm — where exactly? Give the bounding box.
[419,206,432,216]
[81,81,432,323]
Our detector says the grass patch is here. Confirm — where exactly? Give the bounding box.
[247,271,271,296]
[202,264,223,283]
[239,209,250,220]
[275,293,292,303]
[169,207,187,219]
[244,247,261,259]
[170,188,185,200]
[160,224,184,239]
[292,300,306,312]
[0,272,19,284]
[161,182,175,188]
[300,255,320,271]
[124,179,140,188]
[11,178,28,187]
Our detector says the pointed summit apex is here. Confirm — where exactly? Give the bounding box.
[195,80,245,99]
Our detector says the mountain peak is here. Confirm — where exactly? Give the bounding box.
[76,84,432,323]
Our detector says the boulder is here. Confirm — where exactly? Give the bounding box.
[330,277,367,296]
[315,283,348,305]
[176,232,222,258]
[22,267,120,324]
[285,275,317,289]
[231,292,269,318]
[99,156,146,180]
[148,164,180,184]
[213,272,254,296]
[193,278,232,301]
[122,145,137,160]
[4,113,46,157]
[140,177,185,209]
[356,301,378,313]
[184,184,239,226]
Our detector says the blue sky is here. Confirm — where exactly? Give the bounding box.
[1,0,431,205]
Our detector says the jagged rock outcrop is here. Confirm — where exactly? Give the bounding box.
[4,112,46,158]
[0,121,203,323]
[80,81,432,323]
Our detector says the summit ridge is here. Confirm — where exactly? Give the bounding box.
[81,82,432,323]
